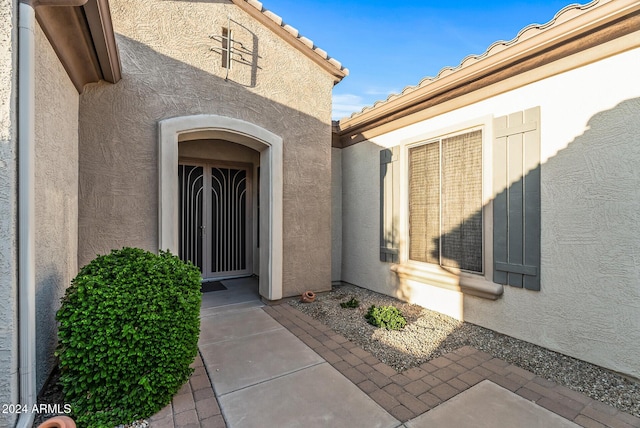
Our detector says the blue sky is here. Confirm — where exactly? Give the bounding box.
[259,0,575,119]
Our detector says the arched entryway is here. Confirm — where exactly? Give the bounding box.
[158,115,283,300]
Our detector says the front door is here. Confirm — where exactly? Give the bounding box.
[178,161,252,279]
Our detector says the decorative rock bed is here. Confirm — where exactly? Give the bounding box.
[290,283,640,418]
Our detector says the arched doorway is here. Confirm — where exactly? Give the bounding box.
[158,115,283,300]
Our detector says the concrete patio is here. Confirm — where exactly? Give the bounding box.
[149,278,640,428]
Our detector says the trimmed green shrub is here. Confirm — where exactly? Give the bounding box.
[340,297,360,309]
[55,248,202,427]
[365,305,407,330]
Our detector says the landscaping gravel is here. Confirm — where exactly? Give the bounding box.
[289,283,640,418]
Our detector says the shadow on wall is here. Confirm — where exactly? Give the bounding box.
[35,270,64,390]
[384,97,640,373]
[536,97,640,309]
[44,1,327,409]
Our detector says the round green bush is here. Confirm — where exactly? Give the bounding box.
[340,297,360,309]
[55,248,202,427]
[365,305,407,330]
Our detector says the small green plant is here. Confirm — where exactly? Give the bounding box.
[56,248,202,427]
[365,305,407,330]
[340,297,360,309]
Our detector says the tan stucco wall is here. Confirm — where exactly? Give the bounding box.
[0,0,18,425]
[341,47,640,379]
[79,0,335,297]
[34,20,79,391]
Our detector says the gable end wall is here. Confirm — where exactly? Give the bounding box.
[79,0,335,297]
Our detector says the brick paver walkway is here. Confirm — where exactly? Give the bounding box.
[148,353,225,428]
[266,304,640,428]
[151,302,640,428]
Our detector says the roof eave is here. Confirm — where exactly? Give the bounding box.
[232,0,348,84]
[31,0,122,93]
[337,0,640,144]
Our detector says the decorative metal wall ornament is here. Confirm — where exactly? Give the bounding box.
[209,15,255,80]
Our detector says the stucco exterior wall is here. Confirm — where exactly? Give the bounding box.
[34,21,79,391]
[0,0,18,425]
[341,47,640,378]
[79,0,335,297]
[331,147,342,283]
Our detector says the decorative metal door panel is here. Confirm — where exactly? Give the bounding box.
[178,165,204,272]
[209,167,248,277]
[178,162,252,279]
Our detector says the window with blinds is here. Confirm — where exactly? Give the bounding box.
[408,130,483,273]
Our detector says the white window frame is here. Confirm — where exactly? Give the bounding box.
[392,116,503,299]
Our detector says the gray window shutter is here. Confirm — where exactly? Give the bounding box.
[493,107,541,290]
[380,147,399,263]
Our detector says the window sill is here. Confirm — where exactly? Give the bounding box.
[390,262,503,300]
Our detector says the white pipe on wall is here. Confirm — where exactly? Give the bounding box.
[16,2,37,427]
